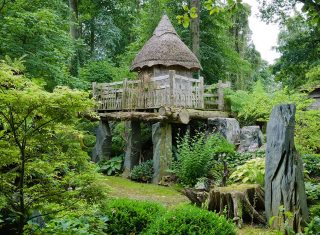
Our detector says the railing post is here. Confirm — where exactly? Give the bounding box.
[217,80,224,111]
[169,70,176,106]
[122,78,128,109]
[199,76,204,109]
[92,82,97,98]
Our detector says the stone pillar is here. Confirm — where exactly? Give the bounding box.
[152,122,172,184]
[207,118,240,145]
[92,119,112,162]
[123,121,141,177]
[265,104,308,232]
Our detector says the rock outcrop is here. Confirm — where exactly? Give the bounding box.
[207,118,240,145]
[238,126,263,152]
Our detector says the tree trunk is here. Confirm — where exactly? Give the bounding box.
[69,0,80,77]
[90,18,95,58]
[190,0,200,59]
[208,185,265,228]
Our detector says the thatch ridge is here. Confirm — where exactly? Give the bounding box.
[130,14,202,72]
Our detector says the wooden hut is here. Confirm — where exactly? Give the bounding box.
[131,14,201,79]
[92,14,230,183]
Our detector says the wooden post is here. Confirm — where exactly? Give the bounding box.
[217,80,224,111]
[92,82,97,97]
[199,76,204,109]
[169,70,176,106]
[122,78,128,109]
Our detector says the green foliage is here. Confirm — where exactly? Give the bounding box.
[229,158,265,185]
[304,216,320,235]
[175,132,235,186]
[269,205,295,235]
[302,154,320,178]
[305,182,320,204]
[0,60,106,233]
[103,198,165,235]
[79,60,133,86]
[99,156,124,176]
[31,203,108,235]
[226,80,320,155]
[130,160,154,183]
[0,2,74,89]
[144,204,236,235]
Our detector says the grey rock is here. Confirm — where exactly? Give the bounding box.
[265,104,308,231]
[152,122,172,184]
[238,126,263,152]
[92,120,112,162]
[123,121,141,178]
[207,118,240,145]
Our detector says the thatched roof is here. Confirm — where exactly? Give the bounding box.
[130,14,202,72]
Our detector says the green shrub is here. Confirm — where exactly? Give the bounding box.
[99,156,124,176]
[305,182,320,204]
[310,204,320,218]
[304,216,320,235]
[103,198,165,235]
[130,160,154,183]
[229,158,265,185]
[175,132,235,186]
[144,205,236,235]
[302,154,320,178]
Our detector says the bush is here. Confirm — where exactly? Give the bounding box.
[302,154,320,178]
[99,156,124,176]
[175,132,235,186]
[229,158,265,185]
[305,182,320,204]
[103,198,165,235]
[144,205,236,235]
[130,160,154,183]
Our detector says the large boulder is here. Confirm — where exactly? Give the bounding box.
[265,104,308,232]
[207,118,240,145]
[92,120,112,162]
[238,126,263,152]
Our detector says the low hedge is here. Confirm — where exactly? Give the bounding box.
[103,198,165,234]
[143,205,236,235]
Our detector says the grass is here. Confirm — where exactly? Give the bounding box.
[98,175,273,234]
[98,175,189,207]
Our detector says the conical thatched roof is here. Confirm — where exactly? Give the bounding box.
[130,14,202,72]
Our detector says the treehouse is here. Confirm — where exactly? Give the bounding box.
[92,14,230,183]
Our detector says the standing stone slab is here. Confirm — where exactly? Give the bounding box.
[207,118,240,145]
[123,121,141,177]
[238,126,263,152]
[152,122,172,184]
[265,104,308,232]
[92,120,112,162]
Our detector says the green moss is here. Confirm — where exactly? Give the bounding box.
[216,184,260,193]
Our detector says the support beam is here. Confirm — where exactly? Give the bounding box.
[92,120,112,162]
[152,122,172,184]
[123,121,141,177]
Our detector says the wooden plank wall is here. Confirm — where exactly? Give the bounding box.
[93,71,230,111]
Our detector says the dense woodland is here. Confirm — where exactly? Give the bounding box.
[0,0,320,234]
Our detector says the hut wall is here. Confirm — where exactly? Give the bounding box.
[152,65,194,78]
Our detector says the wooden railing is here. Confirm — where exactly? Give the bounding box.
[93,70,230,111]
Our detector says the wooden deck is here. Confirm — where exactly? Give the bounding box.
[93,71,230,112]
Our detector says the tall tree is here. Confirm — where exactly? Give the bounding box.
[190,0,201,59]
